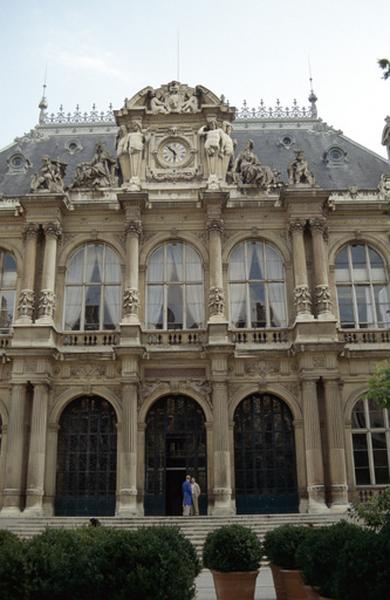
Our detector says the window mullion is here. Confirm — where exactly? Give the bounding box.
[163,284,167,330]
[367,431,375,485]
[100,284,104,330]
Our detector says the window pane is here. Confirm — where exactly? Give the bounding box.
[64,286,82,330]
[147,246,164,282]
[247,242,264,280]
[103,286,120,329]
[372,433,389,483]
[0,291,14,330]
[373,285,390,327]
[229,244,245,281]
[353,433,371,485]
[86,245,103,283]
[186,284,203,329]
[368,398,386,428]
[355,286,374,327]
[167,243,183,282]
[185,246,202,282]
[352,400,366,428]
[1,253,17,287]
[167,285,183,329]
[335,247,350,282]
[84,286,101,330]
[337,285,355,327]
[369,248,385,280]
[104,248,121,283]
[351,244,368,281]
[265,245,283,280]
[230,283,247,328]
[249,282,266,327]
[268,283,286,327]
[147,285,163,329]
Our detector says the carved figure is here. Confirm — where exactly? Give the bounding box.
[287,149,315,186]
[116,125,131,183]
[30,156,66,193]
[234,140,281,190]
[382,115,390,159]
[148,91,169,114]
[72,143,116,188]
[128,119,148,184]
[165,80,182,112]
[220,121,234,181]
[181,88,201,113]
[198,119,223,180]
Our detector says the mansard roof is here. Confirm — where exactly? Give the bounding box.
[0,90,388,196]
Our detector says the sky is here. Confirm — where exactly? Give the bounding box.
[0,0,389,158]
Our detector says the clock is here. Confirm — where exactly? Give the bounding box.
[159,140,189,166]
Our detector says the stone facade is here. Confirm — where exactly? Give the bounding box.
[0,82,389,517]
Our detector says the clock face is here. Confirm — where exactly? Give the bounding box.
[161,141,187,165]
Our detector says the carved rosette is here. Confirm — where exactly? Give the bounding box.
[315,284,332,313]
[126,220,143,237]
[122,288,139,316]
[293,284,312,314]
[207,218,224,235]
[208,286,225,317]
[23,223,40,240]
[43,222,63,240]
[38,289,56,318]
[17,289,35,319]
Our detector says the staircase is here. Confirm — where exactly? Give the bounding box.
[0,513,346,556]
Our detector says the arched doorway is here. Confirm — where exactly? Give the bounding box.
[234,393,298,514]
[144,395,207,515]
[55,396,117,516]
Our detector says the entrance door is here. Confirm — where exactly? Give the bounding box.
[144,395,207,515]
[234,393,298,514]
[55,396,117,516]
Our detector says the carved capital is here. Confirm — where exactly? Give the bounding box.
[38,289,56,318]
[208,286,225,316]
[23,223,40,240]
[17,289,35,318]
[309,217,328,239]
[315,284,332,313]
[125,220,143,237]
[288,218,305,236]
[207,218,224,235]
[293,284,312,313]
[43,222,62,240]
[122,287,139,316]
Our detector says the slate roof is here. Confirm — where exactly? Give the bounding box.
[0,110,388,196]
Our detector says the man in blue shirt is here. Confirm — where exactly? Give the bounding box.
[182,474,192,516]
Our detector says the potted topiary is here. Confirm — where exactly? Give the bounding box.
[263,524,312,600]
[202,524,262,600]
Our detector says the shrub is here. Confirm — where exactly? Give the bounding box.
[263,524,311,569]
[296,521,362,598]
[203,524,262,572]
[0,530,27,600]
[350,487,390,532]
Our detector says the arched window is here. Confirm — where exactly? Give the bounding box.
[335,243,390,329]
[229,240,287,328]
[352,397,390,486]
[64,243,121,331]
[0,250,16,332]
[146,241,204,330]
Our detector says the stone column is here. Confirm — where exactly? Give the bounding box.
[323,378,349,510]
[301,379,327,512]
[118,382,138,514]
[289,218,312,319]
[25,383,49,514]
[212,381,233,514]
[309,217,333,318]
[1,383,27,513]
[207,218,225,322]
[16,223,39,323]
[122,220,142,324]
[38,222,62,322]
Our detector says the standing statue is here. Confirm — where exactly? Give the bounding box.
[31,156,67,193]
[382,115,390,160]
[220,121,234,181]
[116,125,131,184]
[287,149,315,186]
[198,119,223,181]
[128,119,149,186]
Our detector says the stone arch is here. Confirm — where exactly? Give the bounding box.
[329,235,390,270]
[0,242,23,280]
[139,384,212,424]
[223,232,290,265]
[229,383,302,423]
[344,385,370,423]
[140,232,208,268]
[57,234,126,268]
[0,398,9,429]
[49,386,122,426]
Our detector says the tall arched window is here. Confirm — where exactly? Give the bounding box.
[0,250,16,332]
[64,243,121,331]
[352,397,390,486]
[229,240,287,328]
[146,241,204,330]
[335,243,390,329]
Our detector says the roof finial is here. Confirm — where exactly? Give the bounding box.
[38,65,48,124]
[307,56,318,118]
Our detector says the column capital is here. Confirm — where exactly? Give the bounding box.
[309,216,328,239]
[125,219,143,237]
[207,218,224,235]
[43,222,62,240]
[23,222,40,240]
[288,217,306,236]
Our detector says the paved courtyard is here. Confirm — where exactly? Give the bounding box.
[195,567,276,600]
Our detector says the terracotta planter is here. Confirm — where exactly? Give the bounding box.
[210,569,259,600]
[304,585,321,599]
[270,564,287,600]
[279,568,306,600]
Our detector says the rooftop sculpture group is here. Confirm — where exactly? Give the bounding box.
[234,140,282,190]
[72,143,116,189]
[145,81,202,114]
[30,157,67,193]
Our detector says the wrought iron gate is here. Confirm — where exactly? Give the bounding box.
[234,393,298,513]
[55,396,117,516]
[144,395,207,515]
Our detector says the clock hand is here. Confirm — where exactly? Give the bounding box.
[167,145,177,157]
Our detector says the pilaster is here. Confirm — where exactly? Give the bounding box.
[25,383,50,514]
[16,223,39,323]
[309,217,334,319]
[37,222,62,323]
[288,218,313,320]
